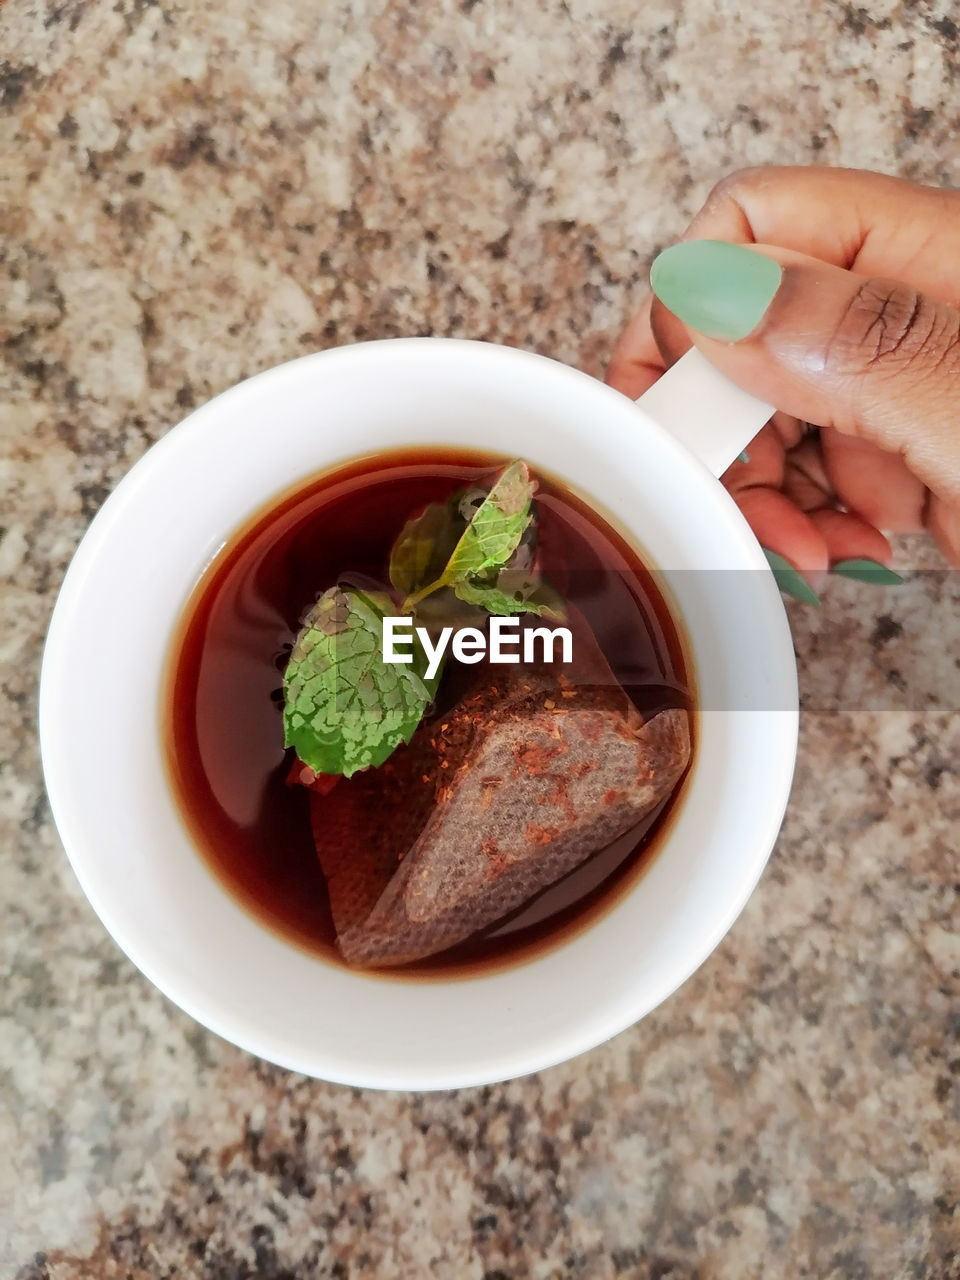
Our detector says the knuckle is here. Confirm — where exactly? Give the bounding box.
[828,278,960,378]
[704,166,767,208]
[704,164,800,210]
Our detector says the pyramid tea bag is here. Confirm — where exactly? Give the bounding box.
[310,614,691,967]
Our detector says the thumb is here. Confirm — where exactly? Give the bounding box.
[650,239,960,505]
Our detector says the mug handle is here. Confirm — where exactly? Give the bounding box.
[635,347,773,478]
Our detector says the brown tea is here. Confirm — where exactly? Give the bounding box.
[164,448,694,976]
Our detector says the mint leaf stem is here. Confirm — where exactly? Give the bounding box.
[400,570,453,613]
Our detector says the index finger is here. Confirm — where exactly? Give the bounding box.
[606,293,664,398]
[676,165,960,297]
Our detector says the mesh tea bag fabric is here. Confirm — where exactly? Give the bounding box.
[309,614,691,967]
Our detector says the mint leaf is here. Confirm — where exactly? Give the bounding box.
[442,460,534,579]
[400,461,536,610]
[391,461,564,623]
[454,568,566,619]
[283,586,437,777]
[389,498,464,598]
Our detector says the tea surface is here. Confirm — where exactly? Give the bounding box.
[165,449,693,976]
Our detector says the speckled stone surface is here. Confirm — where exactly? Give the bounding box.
[3,1,960,1276]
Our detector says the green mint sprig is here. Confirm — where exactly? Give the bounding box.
[391,460,562,618]
[397,461,534,610]
[284,460,567,780]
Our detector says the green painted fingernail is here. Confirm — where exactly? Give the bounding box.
[737,450,750,463]
[832,558,904,584]
[650,241,784,341]
[762,548,821,606]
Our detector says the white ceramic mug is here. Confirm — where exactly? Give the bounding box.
[40,339,798,1090]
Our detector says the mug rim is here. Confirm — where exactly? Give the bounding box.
[40,337,799,1089]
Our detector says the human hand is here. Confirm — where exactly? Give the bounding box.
[606,167,960,590]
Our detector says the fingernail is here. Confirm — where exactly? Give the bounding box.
[650,241,784,342]
[762,547,821,606]
[737,450,750,463]
[832,558,904,585]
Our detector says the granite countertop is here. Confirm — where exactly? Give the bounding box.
[3,1,959,1276]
